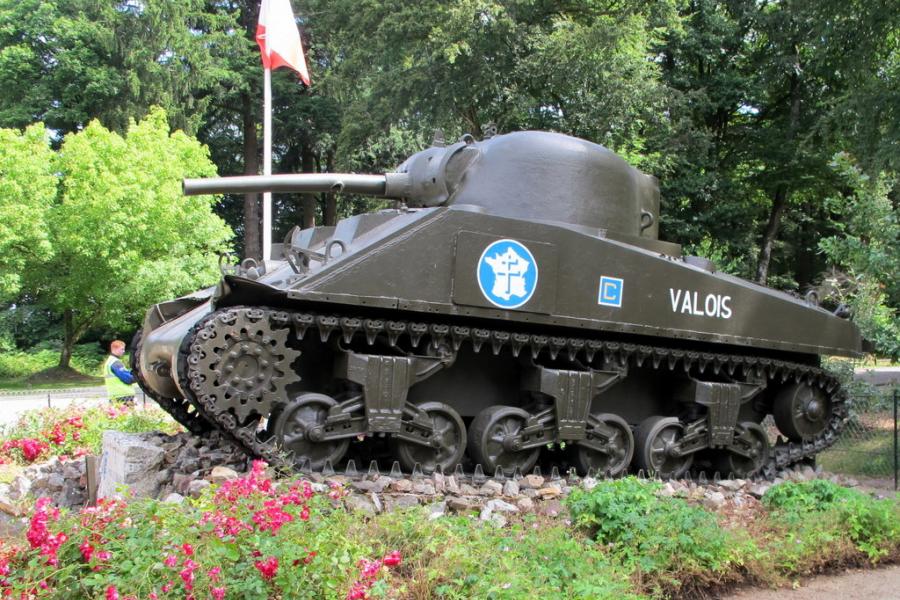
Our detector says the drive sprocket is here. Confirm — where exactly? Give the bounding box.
[185,308,301,424]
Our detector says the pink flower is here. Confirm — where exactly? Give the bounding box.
[105,585,119,600]
[254,556,278,580]
[181,543,194,556]
[208,566,221,581]
[149,593,158,600]
[180,558,198,590]
[300,506,310,521]
[163,554,178,567]
[211,587,226,600]
[161,582,173,593]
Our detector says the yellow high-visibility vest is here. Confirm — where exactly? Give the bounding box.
[103,355,134,399]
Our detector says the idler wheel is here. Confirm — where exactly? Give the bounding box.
[392,402,467,474]
[714,421,770,478]
[773,382,832,441]
[273,393,349,471]
[634,416,693,479]
[571,413,634,477]
[468,405,540,477]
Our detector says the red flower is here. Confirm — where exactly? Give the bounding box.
[254,556,278,580]
[382,551,402,567]
[105,585,119,600]
[211,587,226,600]
[163,554,178,568]
[79,539,94,561]
[181,543,194,556]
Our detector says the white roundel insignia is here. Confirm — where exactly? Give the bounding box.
[477,239,538,309]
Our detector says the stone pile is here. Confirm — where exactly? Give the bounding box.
[0,427,873,531]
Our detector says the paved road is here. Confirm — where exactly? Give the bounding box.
[722,565,900,600]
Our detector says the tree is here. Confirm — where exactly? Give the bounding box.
[0,124,55,299]
[820,153,900,359]
[17,108,232,369]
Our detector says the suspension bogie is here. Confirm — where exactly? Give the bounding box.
[167,306,845,480]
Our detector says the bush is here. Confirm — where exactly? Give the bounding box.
[0,343,106,380]
[762,480,900,561]
[566,477,755,594]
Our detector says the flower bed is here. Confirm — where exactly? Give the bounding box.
[1,468,898,600]
[0,405,181,465]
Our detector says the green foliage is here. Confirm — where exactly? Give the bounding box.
[0,343,104,381]
[763,480,900,561]
[566,477,748,583]
[0,108,233,365]
[0,123,55,300]
[819,153,900,358]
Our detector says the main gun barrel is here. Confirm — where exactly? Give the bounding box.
[183,173,410,197]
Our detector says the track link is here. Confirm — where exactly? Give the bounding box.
[174,306,849,479]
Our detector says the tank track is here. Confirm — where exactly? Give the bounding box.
[131,329,213,435]
[173,306,849,479]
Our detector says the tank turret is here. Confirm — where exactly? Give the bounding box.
[185,130,661,240]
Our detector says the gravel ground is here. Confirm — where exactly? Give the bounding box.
[721,565,900,600]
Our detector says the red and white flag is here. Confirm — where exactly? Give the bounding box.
[256,0,310,85]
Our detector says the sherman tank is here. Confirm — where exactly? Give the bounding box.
[133,130,863,480]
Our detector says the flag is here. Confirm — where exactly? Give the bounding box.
[256,0,310,85]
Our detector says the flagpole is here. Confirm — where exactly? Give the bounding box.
[262,65,273,263]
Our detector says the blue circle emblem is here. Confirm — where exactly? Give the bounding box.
[477,239,539,309]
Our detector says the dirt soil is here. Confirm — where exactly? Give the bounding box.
[721,564,900,600]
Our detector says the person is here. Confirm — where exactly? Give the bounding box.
[104,340,136,405]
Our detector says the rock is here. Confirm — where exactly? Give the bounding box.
[371,476,393,493]
[0,486,21,517]
[459,483,478,495]
[162,493,185,504]
[412,482,436,495]
[8,475,30,501]
[540,499,564,517]
[370,493,383,513]
[433,472,447,494]
[345,494,378,515]
[389,478,413,493]
[521,474,545,489]
[445,475,460,494]
[581,477,598,491]
[448,497,479,514]
[47,473,65,490]
[97,431,166,500]
[800,465,816,480]
[486,499,519,513]
[521,488,539,499]
[502,480,520,497]
[172,473,197,495]
[488,513,507,527]
[384,494,420,511]
[538,487,561,499]
[187,479,211,498]
[426,501,447,520]
[479,481,503,496]
[515,497,535,512]
[351,480,377,493]
[208,466,239,484]
[703,491,726,509]
[718,479,743,492]
[748,482,771,499]
[658,482,676,497]
[155,469,172,486]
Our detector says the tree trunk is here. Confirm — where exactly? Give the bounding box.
[242,93,261,260]
[59,308,94,369]
[755,41,802,285]
[59,309,75,369]
[755,185,788,284]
